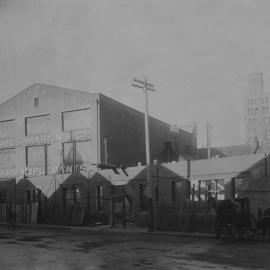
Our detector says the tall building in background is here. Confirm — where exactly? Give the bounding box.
[245,73,270,146]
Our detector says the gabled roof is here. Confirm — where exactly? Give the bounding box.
[162,153,265,179]
[0,83,97,106]
[190,153,265,176]
[21,174,68,198]
[95,165,146,186]
[91,153,266,185]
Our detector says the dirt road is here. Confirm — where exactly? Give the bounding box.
[0,226,270,270]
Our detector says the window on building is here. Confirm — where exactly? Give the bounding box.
[26,145,51,175]
[25,136,53,176]
[63,140,92,173]
[26,189,41,204]
[96,185,104,210]
[26,190,31,204]
[215,179,225,200]
[62,188,68,206]
[0,148,16,169]
[63,142,74,168]
[62,186,80,206]
[139,184,147,211]
[0,190,6,203]
[75,141,92,166]
[62,108,91,131]
[34,97,39,108]
[25,114,50,136]
[0,120,15,139]
[26,145,45,168]
[74,186,80,204]
[46,145,54,172]
[171,182,176,203]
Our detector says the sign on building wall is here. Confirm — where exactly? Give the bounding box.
[0,164,94,178]
[0,128,93,178]
[0,129,92,149]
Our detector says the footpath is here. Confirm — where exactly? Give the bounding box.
[0,222,215,239]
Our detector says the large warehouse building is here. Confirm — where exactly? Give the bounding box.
[0,83,197,180]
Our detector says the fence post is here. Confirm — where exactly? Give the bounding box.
[122,187,126,228]
[191,184,195,231]
[231,178,235,200]
[12,178,16,230]
[198,181,201,209]
[109,186,115,227]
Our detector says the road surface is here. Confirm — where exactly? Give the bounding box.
[0,226,270,270]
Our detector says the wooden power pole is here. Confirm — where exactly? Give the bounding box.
[132,77,156,231]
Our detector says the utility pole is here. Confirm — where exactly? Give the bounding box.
[132,77,156,232]
[206,122,211,159]
[104,138,108,165]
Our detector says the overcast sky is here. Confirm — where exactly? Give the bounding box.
[0,0,270,147]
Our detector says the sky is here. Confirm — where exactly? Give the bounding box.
[1,0,270,147]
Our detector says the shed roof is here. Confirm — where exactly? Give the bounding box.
[96,165,146,186]
[237,178,270,192]
[21,174,69,197]
[163,153,265,179]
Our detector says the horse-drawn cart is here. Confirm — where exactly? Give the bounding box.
[215,197,270,239]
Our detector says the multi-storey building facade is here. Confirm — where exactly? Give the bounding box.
[245,73,270,146]
[0,83,197,181]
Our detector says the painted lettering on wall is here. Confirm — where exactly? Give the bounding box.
[0,164,93,178]
[0,129,92,149]
[0,138,20,148]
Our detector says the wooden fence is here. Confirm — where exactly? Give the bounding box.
[43,204,86,226]
[0,202,86,226]
[0,203,39,224]
[153,203,216,233]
